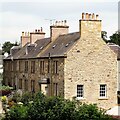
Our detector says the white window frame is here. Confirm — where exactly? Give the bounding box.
[77,85,84,99]
[99,84,107,98]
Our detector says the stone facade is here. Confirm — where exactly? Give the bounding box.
[3,58,65,97]
[64,18,118,110]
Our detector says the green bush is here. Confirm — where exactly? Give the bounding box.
[75,104,113,120]
[4,105,28,120]
[3,92,117,120]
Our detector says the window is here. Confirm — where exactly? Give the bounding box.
[10,61,13,72]
[25,61,28,73]
[31,61,35,73]
[24,79,28,91]
[53,83,58,96]
[48,60,50,73]
[5,62,8,71]
[100,84,107,97]
[77,85,84,98]
[13,61,17,72]
[40,61,44,74]
[19,61,22,72]
[31,80,35,92]
[19,79,22,89]
[53,61,58,74]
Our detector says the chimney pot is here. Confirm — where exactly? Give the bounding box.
[35,29,37,33]
[64,20,67,26]
[38,29,40,33]
[96,14,99,20]
[25,32,27,36]
[41,27,43,32]
[22,32,24,36]
[61,21,64,26]
[86,13,89,20]
[89,14,92,20]
[92,13,95,20]
[82,13,85,20]
[58,21,60,26]
[55,21,58,26]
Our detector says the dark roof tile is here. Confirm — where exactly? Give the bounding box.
[108,43,120,60]
[39,32,80,57]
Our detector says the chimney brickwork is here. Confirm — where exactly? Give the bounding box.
[50,20,69,41]
[30,28,45,44]
[21,32,30,47]
[80,13,101,38]
[21,27,45,47]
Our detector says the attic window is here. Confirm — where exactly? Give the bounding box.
[52,45,56,49]
[65,43,69,47]
[40,46,43,50]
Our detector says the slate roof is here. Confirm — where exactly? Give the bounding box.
[4,32,80,60]
[39,32,80,57]
[108,43,120,60]
[5,37,51,60]
[5,43,28,60]
[22,38,51,58]
[4,32,120,60]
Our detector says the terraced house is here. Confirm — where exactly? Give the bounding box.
[3,13,120,110]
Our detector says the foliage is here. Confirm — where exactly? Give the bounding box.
[0,85,13,96]
[102,31,108,42]
[2,41,19,54]
[0,85,13,90]
[109,31,120,46]
[12,91,34,104]
[3,92,117,120]
[4,105,28,120]
[20,92,35,105]
[76,104,113,120]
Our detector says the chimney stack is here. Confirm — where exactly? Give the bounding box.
[30,28,45,44]
[50,20,69,41]
[21,31,30,47]
[79,12,101,38]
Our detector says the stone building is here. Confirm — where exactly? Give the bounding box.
[3,13,120,110]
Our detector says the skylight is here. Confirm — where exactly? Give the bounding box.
[52,45,56,48]
[40,46,43,50]
[65,43,69,47]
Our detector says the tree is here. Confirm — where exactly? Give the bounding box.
[102,31,108,42]
[109,31,120,46]
[2,41,19,55]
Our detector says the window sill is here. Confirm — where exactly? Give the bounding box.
[98,97,108,100]
[76,97,86,100]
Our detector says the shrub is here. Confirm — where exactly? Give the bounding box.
[0,85,13,96]
[4,105,28,120]
[3,92,117,120]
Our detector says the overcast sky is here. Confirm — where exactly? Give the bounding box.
[0,0,119,45]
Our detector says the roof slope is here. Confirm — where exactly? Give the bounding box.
[39,32,80,57]
[5,38,51,60]
[108,43,120,60]
[21,38,50,58]
[5,32,120,60]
